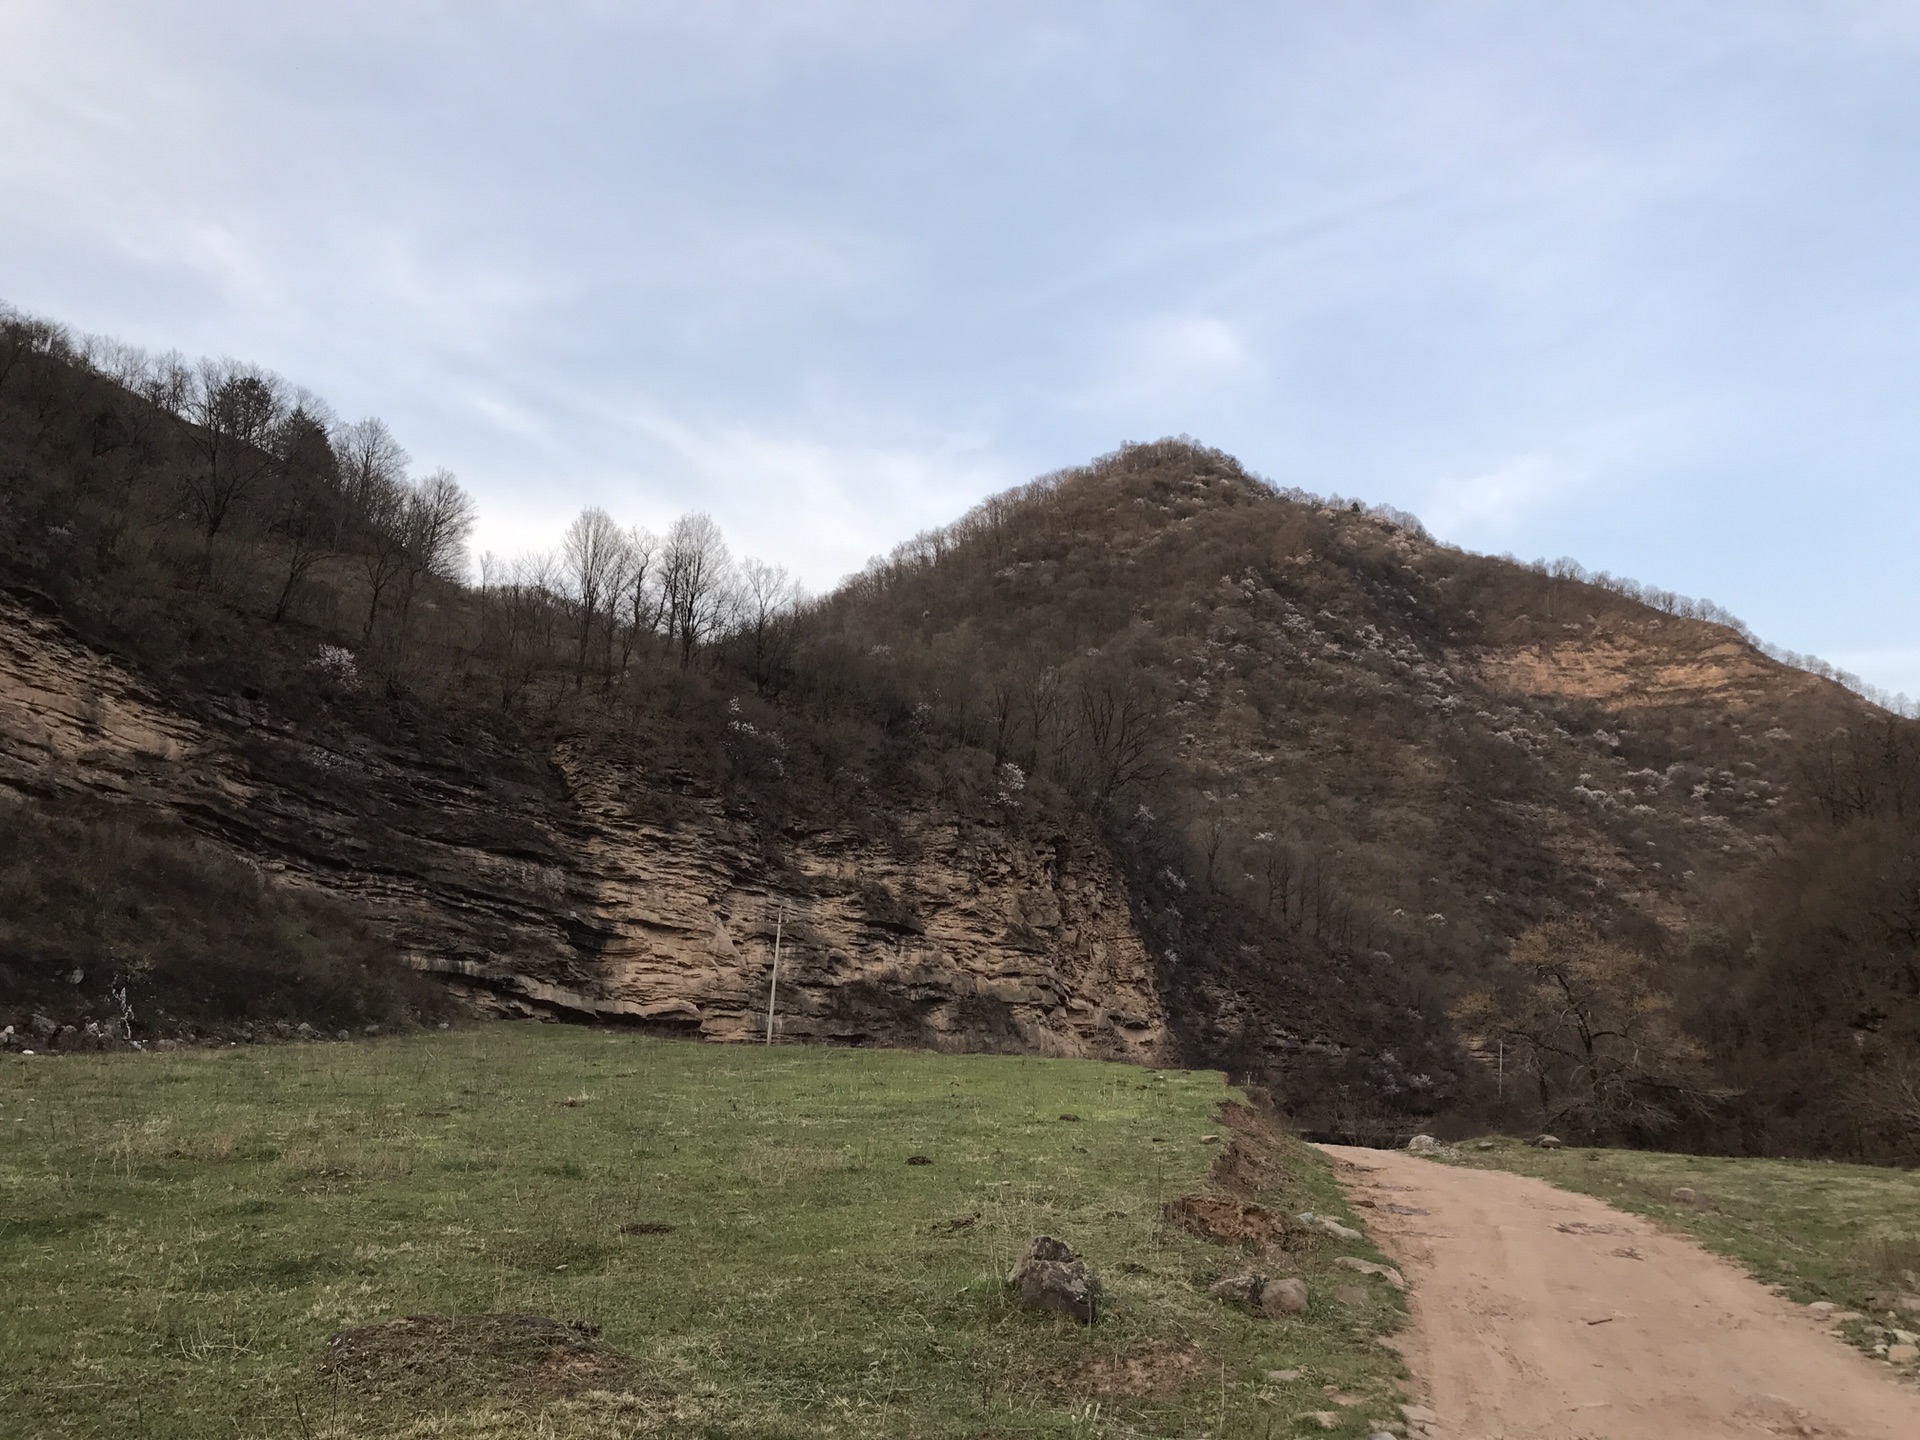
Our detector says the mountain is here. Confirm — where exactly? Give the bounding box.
[3,307,1915,1160]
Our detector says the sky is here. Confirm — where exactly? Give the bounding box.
[3,1,1917,700]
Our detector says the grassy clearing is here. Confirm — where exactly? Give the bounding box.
[0,1026,1409,1439]
[1459,1136,1920,1358]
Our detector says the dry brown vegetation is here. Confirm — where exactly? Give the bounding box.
[2,305,1915,1160]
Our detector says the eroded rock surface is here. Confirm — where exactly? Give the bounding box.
[0,592,1168,1060]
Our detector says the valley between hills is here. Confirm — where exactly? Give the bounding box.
[6,306,1920,1439]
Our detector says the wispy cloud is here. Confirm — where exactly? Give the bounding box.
[5,2,1920,693]
[1423,451,1591,539]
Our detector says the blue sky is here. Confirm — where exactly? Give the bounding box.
[4,2,1917,699]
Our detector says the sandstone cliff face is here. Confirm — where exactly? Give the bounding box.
[0,591,1169,1061]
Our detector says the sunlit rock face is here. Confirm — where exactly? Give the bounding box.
[0,591,1168,1061]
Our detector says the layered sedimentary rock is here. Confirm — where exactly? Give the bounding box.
[0,591,1168,1061]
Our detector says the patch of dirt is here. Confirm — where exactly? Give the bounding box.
[1163,1096,1308,1249]
[1161,1193,1306,1250]
[320,1313,633,1400]
[1058,1339,1210,1400]
[1207,1100,1293,1197]
[620,1221,674,1236]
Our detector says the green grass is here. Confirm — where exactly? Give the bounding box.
[1460,1136,1920,1354]
[0,1026,1409,1439]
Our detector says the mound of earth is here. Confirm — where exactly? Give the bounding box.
[1162,1192,1306,1250]
[319,1313,632,1400]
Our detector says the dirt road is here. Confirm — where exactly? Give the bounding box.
[1319,1145,1920,1440]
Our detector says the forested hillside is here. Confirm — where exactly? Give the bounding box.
[2,304,1915,1161]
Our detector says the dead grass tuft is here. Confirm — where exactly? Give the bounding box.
[1855,1234,1920,1289]
[284,1140,413,1182]
[98,1118,246,1165]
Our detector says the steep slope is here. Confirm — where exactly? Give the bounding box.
[3,311,1909,1152]
[0,587,1167,1061]
[810,442,1881,1127]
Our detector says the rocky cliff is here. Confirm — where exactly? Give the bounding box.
[0,588,1168,1061]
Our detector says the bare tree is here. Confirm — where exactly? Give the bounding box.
[1070,663,1169,806]
[661,512,732,669]
[561,506,625,686]
[266,406,342,623]
[614,525,663,679]
[735,557,803,694]
[1457,921,1726,1141]
[394,468,476,629]
[332,417,411,530]
[477,551,565,715]
[179,359,287,563]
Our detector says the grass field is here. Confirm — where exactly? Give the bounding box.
[1462,1137,1920,1359]
[1,1026,1410,1439]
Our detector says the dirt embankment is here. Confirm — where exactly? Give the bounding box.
[1321,1145,1920,1439]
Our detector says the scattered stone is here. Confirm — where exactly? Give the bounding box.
[1334,1256,1407,1290]
[1300,1411,1340,1430]
[1534,1134,1563,1149]
[1316,1216,1363,1241]
[1261,1276,1309,1314]
[66,968,84,985]
[1889,1344,1918,1365]
[1807,1301,1837,1318]
[1265,1368,1303,1382]
[335,1029,351,1041]
[1406,1134,1440,1155]
[1209,1271,1308,1316]
[1669,1186,1698,1204]
[1007,1236,1101,1324]
[295,1022,317,1039]
[1367,1432,1398,1440]
[1334,1285,1372,1307]
[1475,1139,1497,1150]
[1057,1113,1080,1122]
[906,1155,932,1166]
[1200,1133,1220,1143]
[29,1013,56,1038]
[1402,1402,1439,1424]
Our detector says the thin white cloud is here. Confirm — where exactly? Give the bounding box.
[6,1,1920,697]
[1423,451,1590,538]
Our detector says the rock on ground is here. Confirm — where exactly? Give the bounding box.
[1209,1271,1308,1316]
[1007,1236,1102,1324]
